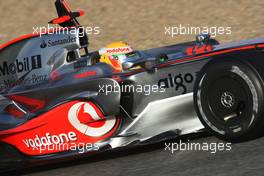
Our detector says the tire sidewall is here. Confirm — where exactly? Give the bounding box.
[194,59,264,141]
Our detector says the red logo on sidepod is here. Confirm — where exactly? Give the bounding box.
[68,102,117,137]
[0,101,120,156]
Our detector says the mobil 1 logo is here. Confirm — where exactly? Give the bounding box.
[0,55,42,76]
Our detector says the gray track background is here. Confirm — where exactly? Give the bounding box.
[1,0,264,51]
[20,133,264,176]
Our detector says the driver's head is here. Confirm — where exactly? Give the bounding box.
[99,41,133,72]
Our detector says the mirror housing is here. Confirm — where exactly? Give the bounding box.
[196,33,211,45]
[143,59,157,73]
[122,62,135,70]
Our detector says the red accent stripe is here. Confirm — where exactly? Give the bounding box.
[50,15,71,24]
[74,71,97,79]
[6,105,25,118]
[158,45,257,68]
[186,47,193,55]
[117,44,264,77]
[50,70,61,81]
[0,33,39,50]
[0,27,78,50]
[206,45,213,52]
[257,44,264,48]
[62,0,72,13]
[8,95,45,112]
[78,10,85,17]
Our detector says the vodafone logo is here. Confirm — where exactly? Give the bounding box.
[99,46,133,55]
[68,102,116,137]
[106,47,131,54]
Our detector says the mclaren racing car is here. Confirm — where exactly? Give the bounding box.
[1,0,264,172]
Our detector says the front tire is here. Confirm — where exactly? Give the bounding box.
[194,59,264,142]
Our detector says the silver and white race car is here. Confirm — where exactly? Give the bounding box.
[1,0,264,172]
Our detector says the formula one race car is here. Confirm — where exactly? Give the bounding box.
[1,0,264,172]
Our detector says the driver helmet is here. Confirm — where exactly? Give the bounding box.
[99,41,133,72]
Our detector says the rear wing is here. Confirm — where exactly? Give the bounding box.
[51,0,89,52]
[50,0,85,27]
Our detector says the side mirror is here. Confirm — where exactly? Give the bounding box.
[122,62,135,70]
[144,60,156,72]
[156,53,169,64]
[144,53,169,72]
[143,58,162,73]
[196,33,211,45]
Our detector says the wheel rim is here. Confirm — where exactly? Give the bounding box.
[201,73,253,135]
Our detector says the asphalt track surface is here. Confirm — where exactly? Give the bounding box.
[5,132,264,176]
